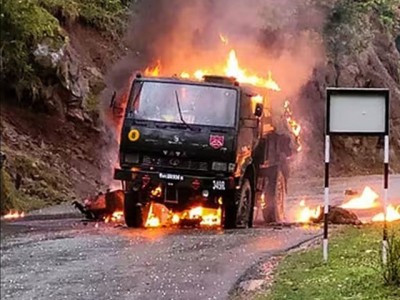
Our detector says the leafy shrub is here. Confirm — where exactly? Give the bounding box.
[0,168,25,214]
[37,0,80,24]
[323,0,398,56]
[0,0,132,102]
[381,229,400,286]
[0,0,63,98]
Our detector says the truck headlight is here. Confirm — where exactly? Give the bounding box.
[211,162,227,172]
[124,153,139,164]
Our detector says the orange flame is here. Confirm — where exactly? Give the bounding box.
[171,213,180,224]
[143,49,280,91]
[372,205,400,222]
[187,206,222,226]
[2,210,25,220]
[341,186,379,209]
[284,100,302,152]
[144,60,161,77]
[150,186,162,198]
[145,202,161,228]
[180,72,190,78]
[297,200,321,223]
[104,210,124,223]
[223,50,281,91]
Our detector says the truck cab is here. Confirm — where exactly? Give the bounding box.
[114,74,294,228]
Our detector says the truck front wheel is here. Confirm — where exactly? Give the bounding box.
[124,191,144,228]
[262,169,285,223]
[223,179,253,229]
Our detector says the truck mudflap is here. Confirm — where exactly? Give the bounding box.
[114,168,235,192]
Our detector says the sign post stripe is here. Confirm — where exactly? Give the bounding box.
[382,135,389,264]
[323,135,330,262]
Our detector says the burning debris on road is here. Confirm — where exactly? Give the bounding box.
[340,186,379,210]
[73,189,222,228]
[295,186,400,225]
[73,189,124,222]
[1,210,25,220]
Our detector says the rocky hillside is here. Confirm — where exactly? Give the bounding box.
[298,0,400,176]
[0,0,133,213]
[0,0,399,213]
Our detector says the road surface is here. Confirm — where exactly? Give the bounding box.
[1,175,399,300]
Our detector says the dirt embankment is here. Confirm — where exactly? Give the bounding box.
[0,22,126,212]
[299,28,400,176]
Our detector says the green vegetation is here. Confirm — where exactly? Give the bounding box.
[263,223,400,300]
[383,229,400,286]
[322,0,399,56]
[0,167,47,214]
[37,0,131,32]
[0,147,73,214]
[1,0,64,98]
[0,168,25,213]
[261,0,399,58]
[0,0,132,100]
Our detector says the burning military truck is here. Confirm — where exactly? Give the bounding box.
[114,73,298,228]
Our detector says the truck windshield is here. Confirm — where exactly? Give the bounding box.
[131,81,237,127]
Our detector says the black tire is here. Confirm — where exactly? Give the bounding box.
[223,179,253,229]
[124,191,144,228]
[262,169,285,223]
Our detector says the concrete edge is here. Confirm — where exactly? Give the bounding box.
[228,233,323,299]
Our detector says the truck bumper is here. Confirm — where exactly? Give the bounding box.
[114,168,235,192]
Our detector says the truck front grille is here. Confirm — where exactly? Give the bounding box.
[142,156,208,171]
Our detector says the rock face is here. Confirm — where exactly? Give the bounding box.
[300,26,400,175]
[33,38,105,125]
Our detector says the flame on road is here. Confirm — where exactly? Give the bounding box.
[296,200,321,223]
[171,213,180,224]
[372,205,400,222]
[2,210,25,220]
[104,210,124,223]
[186,206,222,226]
[145,202,161,228]
[341,186,379,209]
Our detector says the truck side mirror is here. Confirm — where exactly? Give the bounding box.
[254,103,263,117]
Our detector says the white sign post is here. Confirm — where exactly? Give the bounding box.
[325,88,390,263]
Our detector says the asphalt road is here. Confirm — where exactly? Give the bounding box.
[1,175,399,300]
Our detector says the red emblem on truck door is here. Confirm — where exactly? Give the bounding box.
[209,135,225,149]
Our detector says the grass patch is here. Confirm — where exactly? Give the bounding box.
[84,92,100,113]
[263,223,400,300]
[0,168,46,214]
[1,168,26,213]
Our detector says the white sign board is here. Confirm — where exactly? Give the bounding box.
[327,88,389,135]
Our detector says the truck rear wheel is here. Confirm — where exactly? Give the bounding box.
[262,169,285,223]
[124,191,144,228]
[223,179,253,229]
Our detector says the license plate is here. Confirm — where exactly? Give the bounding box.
[159,173,184,181]
[213,180,226,190]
